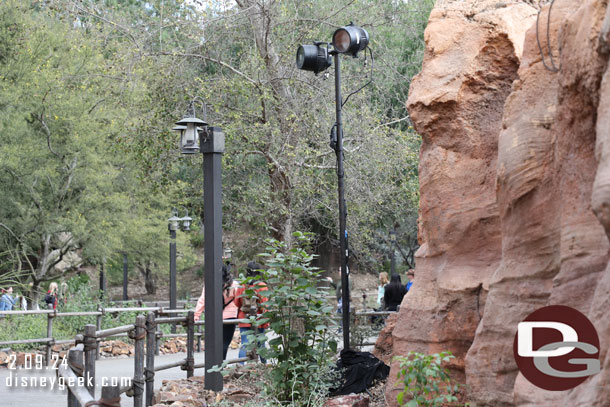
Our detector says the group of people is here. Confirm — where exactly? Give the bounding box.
[193,261,268,362]
[0,281,64,312]
[377,269,414,311]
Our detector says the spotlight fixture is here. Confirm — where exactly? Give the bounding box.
[295,43,332,74]
[332,23,369,57]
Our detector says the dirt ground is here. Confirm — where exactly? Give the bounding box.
[152,363,389,407]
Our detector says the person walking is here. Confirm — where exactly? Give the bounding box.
[234,261,269,363]
[194,264,239,359]
[383,274,407,312]
[406,269,415,292]
[0,287,17,311]
[377,272,389,308]
[45,282,58,310]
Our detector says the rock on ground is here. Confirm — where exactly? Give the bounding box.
[323,394,369,407]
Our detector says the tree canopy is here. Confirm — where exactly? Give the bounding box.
[0,0,432,302]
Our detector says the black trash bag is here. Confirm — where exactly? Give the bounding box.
[330,349,390,396]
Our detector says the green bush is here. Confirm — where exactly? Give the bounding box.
[242,232,338,405]
[394,351,460,407]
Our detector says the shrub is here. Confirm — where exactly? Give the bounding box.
[394,351,459,407]
[241,232,338,405]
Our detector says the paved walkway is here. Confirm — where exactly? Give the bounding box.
[0,347,240,406]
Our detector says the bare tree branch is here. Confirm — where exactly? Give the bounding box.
[0,223,22,243]
[150,51,259,86]
[372,116,411,132]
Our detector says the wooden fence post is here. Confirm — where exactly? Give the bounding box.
[185,311,194,378]
[83,324,96,397]
[67,344,84,407]
[133,314,146,407]
[45,311,55,366]
[145,312,156,407]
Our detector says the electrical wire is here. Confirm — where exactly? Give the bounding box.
[535,0,560,73]
[341,47,375,107]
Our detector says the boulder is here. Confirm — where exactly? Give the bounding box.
[0,351,9,365]
[372,312,398,365]
[466,0,610,405]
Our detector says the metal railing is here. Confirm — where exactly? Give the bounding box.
[0,305,199,364]
[1,303,395,406]
[58,310,257,407]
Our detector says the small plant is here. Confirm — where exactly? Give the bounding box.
[240,232,338,405]
[394,351,459,407]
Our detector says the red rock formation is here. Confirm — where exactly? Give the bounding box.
[372,312,397,365]
[394,0,610,405]
[468,0,610,405]
[385,0,538,405]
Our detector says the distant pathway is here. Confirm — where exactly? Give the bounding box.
[0,347,240,407]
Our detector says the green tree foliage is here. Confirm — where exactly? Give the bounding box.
[0,0,192,303]
[83,0,433,269]
[0,0,433,305]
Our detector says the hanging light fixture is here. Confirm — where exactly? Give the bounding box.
[175,116,206,154]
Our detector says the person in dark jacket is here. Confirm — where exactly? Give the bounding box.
[383,274,407,311]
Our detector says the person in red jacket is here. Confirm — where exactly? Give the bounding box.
[234,261,269,363]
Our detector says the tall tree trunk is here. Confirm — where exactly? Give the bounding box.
[236,0,296,244]
[137,264,156,295]
[27,281,41,310]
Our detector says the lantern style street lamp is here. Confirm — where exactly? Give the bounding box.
[173,97,225,391]
[296,23,370,351]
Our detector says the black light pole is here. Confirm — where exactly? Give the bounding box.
[201,126,224,391]
[122,253,128,301]
[390,229,396,277]
[173,99,224,391]
[168,212,179,333]
[167,209,192,333]
[333,52,350,350]
[296,23,369,351]
[99,260,107,300]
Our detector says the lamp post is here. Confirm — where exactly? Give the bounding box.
[168,208,192,333]
[123,253,128,301]
[389,229,397,277]
[168,211,180,333]
[99,261,107,300]
[172,98,224,391]
[296,23,369,351]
